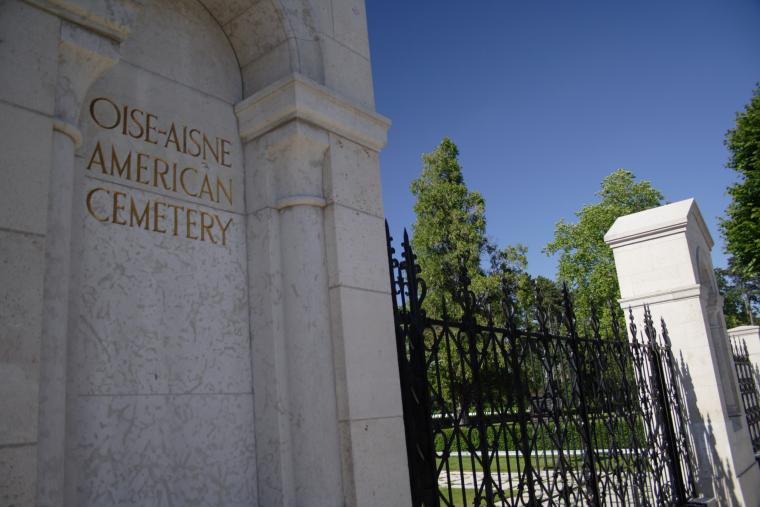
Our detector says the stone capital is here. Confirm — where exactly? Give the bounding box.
[235,73,391,152]
[54,21,120,127]
[44,0,143,130]
[605,198,714,250]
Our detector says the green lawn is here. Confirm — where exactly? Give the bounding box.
[442,488,516,507]
[437,454,587,473]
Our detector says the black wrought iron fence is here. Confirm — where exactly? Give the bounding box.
[387,225,698,507]
[730,338,760,454]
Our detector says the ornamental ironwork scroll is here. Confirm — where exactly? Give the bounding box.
[387,224,698,507]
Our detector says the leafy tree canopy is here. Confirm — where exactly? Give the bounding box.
[721,85,760,279]
[544,169,664,325]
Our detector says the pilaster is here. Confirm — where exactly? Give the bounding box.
[236,73,411,507]
[29,4,142,505]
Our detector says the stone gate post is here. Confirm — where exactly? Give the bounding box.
[605,198,760,506]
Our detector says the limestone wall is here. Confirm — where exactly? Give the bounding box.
[0,1,410,506]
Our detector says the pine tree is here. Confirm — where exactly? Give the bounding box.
[410,138,487,316]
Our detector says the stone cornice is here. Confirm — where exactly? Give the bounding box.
[235,73,391,152]
[728,325,760,338]
[605,221,688,249]
[618,284,703,308]
[604,198,714,250]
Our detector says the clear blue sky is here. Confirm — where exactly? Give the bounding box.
[366,0,760,278]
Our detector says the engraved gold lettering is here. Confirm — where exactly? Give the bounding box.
[186,208,198,240]
[220,139,232,168]
[111,146,132,180]
[215,215,233,246]
[89,97,120,130]
[84,97,238,247]
[86,142,106,173]
[86,187,109,222]
[165,123,181,152]
[121,105,128,135]
[202,133,219,164]
[200,211,216,243]
[129,197,150,229]
[128,108,145,139]
[198,174,215,202]
[217,177,232,206]
[188,128,202,157]
[112,190,127,225]
[136,152,150,185]
[166,203,184,236]
[180,167,198,197]
[153,200,167,234]
[153,157,171,191]
[145,113,158,144]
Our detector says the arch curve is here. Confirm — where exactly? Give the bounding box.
[196,0,325,98]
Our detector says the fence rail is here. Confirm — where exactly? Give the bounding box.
[387,225,698,507]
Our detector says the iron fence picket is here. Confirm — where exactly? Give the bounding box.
[387,226,698,506]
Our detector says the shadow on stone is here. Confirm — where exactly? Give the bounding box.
[677,352,740,505]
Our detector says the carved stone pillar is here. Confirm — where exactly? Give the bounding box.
[605,198,760,506]
[237,73,412,507]
[25,3,142,505]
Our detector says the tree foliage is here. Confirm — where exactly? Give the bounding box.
[410,137,488,315]
[715,265,759,328]
[544,169,664,326]
[721,85,760,279]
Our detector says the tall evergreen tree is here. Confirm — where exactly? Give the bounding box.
[410,138,487,315]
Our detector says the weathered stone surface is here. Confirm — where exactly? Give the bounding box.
[0,1,59,115]
[0,230,44,446]
[71,182,249,396]
[120,0,242,103]
[66,393,256,506]
[0,103,52,235]
[0,444,37,507]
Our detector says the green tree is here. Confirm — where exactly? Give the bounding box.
[544,169,664,329]
[410,137,488,316]
[721,85,760,279]
[716,265,759,327]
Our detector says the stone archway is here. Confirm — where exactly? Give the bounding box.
[3,1,409,505]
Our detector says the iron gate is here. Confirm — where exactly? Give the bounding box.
[387,225,698,507]
[730,337,760,454]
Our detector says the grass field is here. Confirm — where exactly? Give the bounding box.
[437,454,587,474]
[443,487,516,506]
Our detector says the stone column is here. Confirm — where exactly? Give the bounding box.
[236,74,411,507]
[38,24,121,507]
[12,3,142,505]
[605,198,760,506]
[729,326,760,392]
